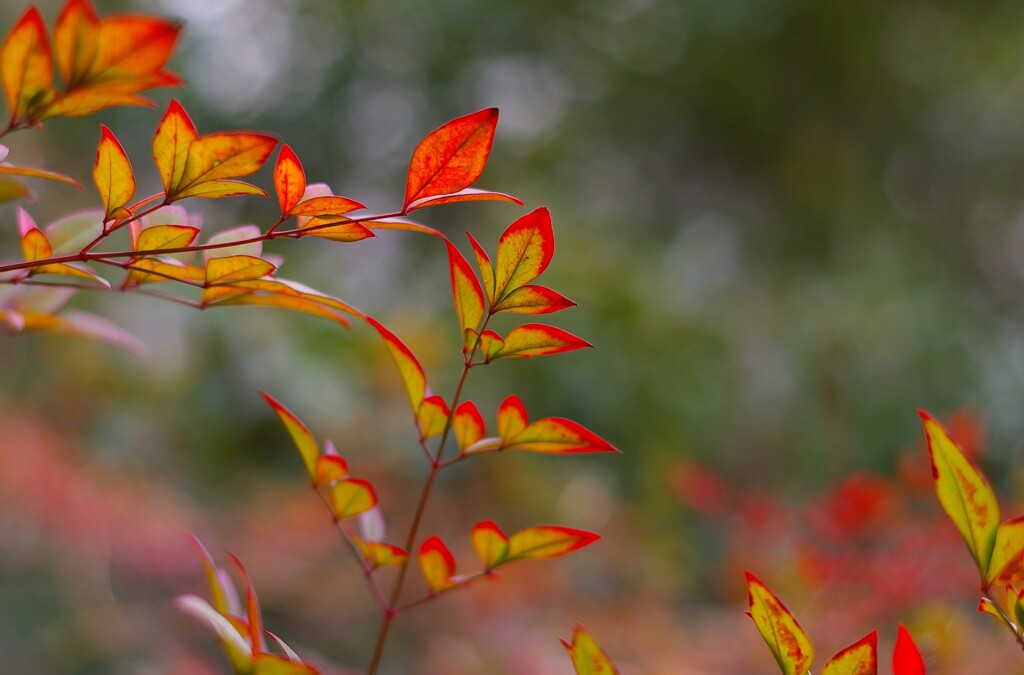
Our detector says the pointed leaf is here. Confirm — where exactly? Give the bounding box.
[493,207,554,301]
[560,625,620,675]
[38,83,152,118]
[492,324,592,360]
[54,0,100,87]
[468,233,496,305]
[87,14,181,88]
[404,108,498,210]
[214,292,351,327]
[94,125,136,220]
[477,329,504,361]
[288,196,365,218]
[206,255,275,285]
[173,178,268,201]
[368,317,426,414]
[176,595,252,669]
[471,520,508,569]
[447,240,485,345]
[228,553,265,657]
[745,571,814,675]
[978,597,1005,625]
[406,187,523,212]
[821,632,877,675]
[261,392,318,483]
[301,219,375,242]
[1,7,54,122]
[152,99,198,195]
[417,394,450,440]
[253,654,320,675]
[919,410,1000,578]
[32,262,109,287]
[361,216,443,239]
[988,515,1024,586]
[454,401,486,453]
[892,624,925,675]
[315,455,348,486]
[504,417,618,455]
[506,525,600,561]
[125,257,204,286]
[187,535,230,616]
[274,145,305,216]
[329,479,377,520]
[418,535,456,592]
[493,284,575,315]
[18,208,51,261]
[0,163,80,187]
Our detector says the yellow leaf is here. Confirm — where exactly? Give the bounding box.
[745,572,814,675]
[94,125,136,220]
[560,625,619,675]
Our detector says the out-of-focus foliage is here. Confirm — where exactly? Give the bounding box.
[5,0,1024,672]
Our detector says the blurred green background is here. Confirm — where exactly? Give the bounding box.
[3,0,1024,672]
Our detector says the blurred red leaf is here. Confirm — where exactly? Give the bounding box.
[892,624,925,675]
[1,7,54,123]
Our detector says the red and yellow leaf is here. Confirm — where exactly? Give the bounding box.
[477,329,504,361]
[0,163,80,187]
[261,392,318,483]
[1,7,54,122]
[468,233,496,305]
[447,240,485,346]
[187,534,230,616]
[471,520,508,569]
[228,553,265,657]
[94,125,135,220]
[988,515,1024,586]
[561,625,620,675]
[504,417,618,455]
[87,13,181,88]
[206,255,275,285]
[18,208,51,261]
[288,196,365,219]
[405,187,522,212]
[329,479,377,520]
[919,410,1000,579]
[361,216,443,239]
[315,455,348,485]
[418,535,456,592]
[506,525,600,561]
[745,571,814,675]
[368,317,427,414]
[174,179,268,201]
[497,395,529,443]
[417,394,450,440]
[491,324,592,360]
[493,284,575,315]
[32,262,109,287]
[125,257,203,286]
[821,632,877,675]
[170,132,276,201]
[214,292,352,326]
[892,624,925,675]
[152,100,198,196]
[361,541,408,569]
[135,224,199,252]
[274,145,305,216]
[38,83,151,118]
[54,0,100,87]
[453,401,486,453]
[493,207,554,302]
[404,108,498,211]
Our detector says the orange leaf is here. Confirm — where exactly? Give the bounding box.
[497,395,529,443]
[493,207,554,302]
[471,520,508,569]
[32,262,109,288]
[417,394,450,440]
[329,479,377,520]
[54,0,100,87]
[561,624,620,675]
[406,187,522,212]
[491,324,592,360]
[453,401,486,453]
[315,455,348,486]
[404,108,498,211]
[492,284,575,315]
[288,196,365,218]
[418,535,456,592]
[87,13,181,88]
[94,125,135,220]
[920,410,1000,579]
[261,392,319,483]
[745,571,814,675]
[152,100,198,196]
[274,144,305,216]
[447,240,485,348]
[989,515,1024,586]
[821,632,877,675]
[213,292,352,327]
[0,162,79,187]
[300,219,375,242]
[506,525,599,561]
[892,625,925,675]
[361,217,443,239]
[171,132,276,201]
[38,83,151,118]
[134,224,199,252]
[368,317,427,414]
[1,7,54,123]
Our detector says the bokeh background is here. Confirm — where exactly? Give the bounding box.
[3,0,1024,672]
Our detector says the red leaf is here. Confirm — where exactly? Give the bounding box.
[892,625,926,675]
[418,535,456,592]
[274,144,305,216]
[404,108,498,211]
